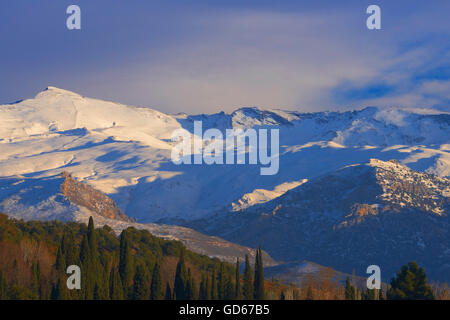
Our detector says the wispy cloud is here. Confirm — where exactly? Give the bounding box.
[0,0,448,113]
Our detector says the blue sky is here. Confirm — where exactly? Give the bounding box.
[0,0,449,113]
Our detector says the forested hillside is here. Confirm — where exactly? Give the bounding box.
[0,213,272,300]
[1,213,447,300]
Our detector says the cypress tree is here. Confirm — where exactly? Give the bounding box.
[185,268,197,300]
[55,244,66,273]
[150,262,163,300]
[205,274,211,300]
[174,250,188,300]
[199,273,207,300]
[210,268,218,300]
[119,229,134,298]
[217,263,226,299]
[78,219,104,300]
[253,247,265,300]
[132,263,149,300]
[242,255,253,300]
[345,277,356,300]
[165,283,172,300]
[109,267,124,300]
[62,231,79,267]
[224,273,234,300]
[79,234,90,265]
[235,258,242,300]
[191,275,198,300]
[79,234,94,299]
[31,262,41,299]
[87,217,96,250]
[87,217,102,292]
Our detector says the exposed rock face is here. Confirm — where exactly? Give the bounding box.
[60,172,133,222]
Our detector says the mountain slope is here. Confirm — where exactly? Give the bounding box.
[0,172,276,265]
[186,159,450,282]
[1,87,449,222]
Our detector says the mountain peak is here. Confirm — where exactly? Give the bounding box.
[39,86,82,97]
[33,86,83,102]
[44,86,78,94]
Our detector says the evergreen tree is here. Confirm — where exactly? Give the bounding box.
[210,269,218,300]
[165,283,172,300]
[387,261,435,300]
[87,217,103,296]
[79,234,90,265]
[224,273,234,300]
[79,234,94,299]
[31,262,41,299]
[345,277,356,300]
[235,258,241,300]
[87,217,97,252]
[185,268,197,300]
[205,274,211,300]
[199,274,208,300]
[253,247,265,300]
[110,267,124,300]
[55,240,66,273]
[119,229,134,298]
[78,219,105,300]
[242,254,253,300]
[150,262,163,300]
[174,250,188,300]
[217,263,226,299]
[132,263,149,300]
[62,231,79,266]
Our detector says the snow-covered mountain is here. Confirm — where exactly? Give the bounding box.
[187,159,450,281]
[1,86,449,281]
[1,87,449,224]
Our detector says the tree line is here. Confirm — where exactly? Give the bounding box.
[0,214,268,300]
[0,213,446,300]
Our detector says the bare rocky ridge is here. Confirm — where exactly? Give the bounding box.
[60,171,133,222]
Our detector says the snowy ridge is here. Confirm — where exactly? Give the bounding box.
[0,87,449,222]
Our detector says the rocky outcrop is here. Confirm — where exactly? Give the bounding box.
[186,160,450,282]
[60,172,133,222]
